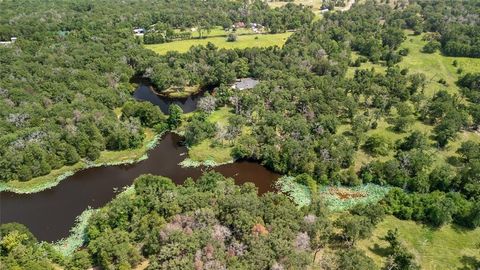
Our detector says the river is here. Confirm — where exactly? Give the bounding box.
[132,79,202,114]
[0,84,279,242]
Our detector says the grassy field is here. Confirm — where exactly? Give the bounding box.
[358,216,480,270]
[175,26,259,39]
[268,0,323,9]
[348,31,480,97]
[145,32,292,55]
[0,129,158,194]
[187,107,235,163]
[399,32,480,96]
[345,31,480,171]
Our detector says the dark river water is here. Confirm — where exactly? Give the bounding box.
[0,84,279,242]
[133,81,202,114]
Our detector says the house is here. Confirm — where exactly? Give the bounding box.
[232,78,259,90]
[133,28,145,36]
[233,22,246,29]
[250,23,264,33]
[0,37,16,46]
[320,8,330,13]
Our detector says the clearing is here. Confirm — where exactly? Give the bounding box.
[358,215,480,270]
[145,32,292,55]
[345,31,480,171]
[186,107,236,164]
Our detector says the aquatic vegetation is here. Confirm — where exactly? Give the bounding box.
[320,184,391,212]
[275,176,311,208]
[52,186,135,256]
[275,176,390,211]
[53,208,97,256]
[179,157,234,168]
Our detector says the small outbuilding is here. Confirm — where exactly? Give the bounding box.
[232,78,259,90]
[0,37,16,46]
[133,28,145,36]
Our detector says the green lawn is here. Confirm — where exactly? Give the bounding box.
[145,32,292,55]
[358,216,480,270]
[187,107,235,164]
[175,26,258,39]
[268,0,323,9]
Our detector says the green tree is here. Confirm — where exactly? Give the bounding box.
[167,104,183,129]
[364,134,391,156]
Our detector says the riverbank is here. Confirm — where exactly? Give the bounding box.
[0,129,160,194]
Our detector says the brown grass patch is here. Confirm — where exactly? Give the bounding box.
[328,187,367,200]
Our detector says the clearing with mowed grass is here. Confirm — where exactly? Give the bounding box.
[348,31,480,97]
[358,216,480,270]
[145,32,292,55]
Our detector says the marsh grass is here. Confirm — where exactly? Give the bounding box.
[320,184,390,211]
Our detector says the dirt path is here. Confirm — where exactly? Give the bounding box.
[338,0,356,11]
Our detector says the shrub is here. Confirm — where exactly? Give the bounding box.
[227,33,237,42]
[363,134,391,156]
[422,40,441,53]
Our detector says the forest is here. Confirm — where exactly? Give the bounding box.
[1,0,480,269]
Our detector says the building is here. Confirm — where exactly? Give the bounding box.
[133,28,145,36]
[0,37,16,46]
[233,22,246,29]
[231,78,259,90]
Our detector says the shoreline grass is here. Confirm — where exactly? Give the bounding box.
[145,32,292,55]
[52,186,135,255]
[0,129,160,194]
[274,176,390,211]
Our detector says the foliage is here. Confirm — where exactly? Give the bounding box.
[275,176,312,207]
[321,184,391,212]
[0,223,59,269]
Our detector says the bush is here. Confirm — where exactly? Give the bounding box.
[363,134,391,156]
[226,33,237,42]
[399,48,409,56]
[422,40,440,53]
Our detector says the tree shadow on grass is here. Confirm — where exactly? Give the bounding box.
[368,243,391,258]
[446,156,463,167]
[457,255,479,270]
[450,223,473,234]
